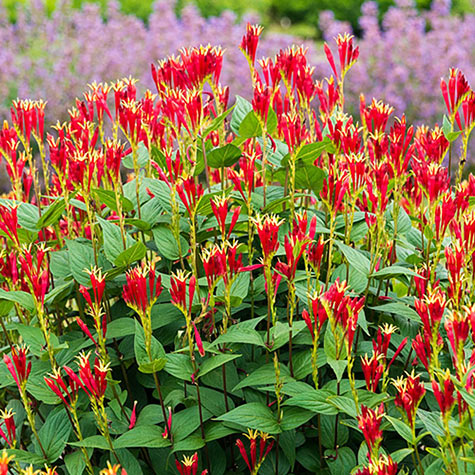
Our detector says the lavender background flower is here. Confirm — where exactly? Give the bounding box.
[0,0,473,129]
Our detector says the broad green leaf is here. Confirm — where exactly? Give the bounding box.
[123,142,150,169]
[152,225,189,261]
[230,95,253,135]
[385,415,414,443]
[114,241,146,267]
[217,402,281,434]
[335,241,371,276]
[36,409,72,462]
[164,353,194,381]
[325,447,356,475]
[370,302,420,322]
[69,435,110,450]
[202,105,235,138]
[134,320,167,374]
[114,425,171,449]
[370,265,420,279]
[98,216,135,263]
[206,144,242,168]
[283,390,339,415]
[37,198,65,229]
[197,353,242,379]
[93,188,134,213]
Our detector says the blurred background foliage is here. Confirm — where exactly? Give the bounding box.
[2,0,474,36]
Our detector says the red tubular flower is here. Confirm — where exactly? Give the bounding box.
[357,404,384,457]
[210,196,241,238]
[162,407,172,439]
[175,452,208,475]
[278,112,309,156]
[372,324,407,370]
[170,271,196,317]
[123,262,162,315]
[440,68,471,129]
[11,99,46,143]
[388,115,414,179]
[100,462,128,475]
[414,125,449,164]
[252,214,283,260]
[0,409,16,447]
[193,322,205,357]
[306,235,325,271]
[128,401,138,430]
[79,267,106,310]
[445,310,470,368]
[462,90,475,130]
[202,245,226,288]
[236,429,274,474]
[4,345,31,391]
[432,370,455,416]
[316,77,339,119]
[75,352,110,401]
[445,243,465,303]
[361,353,384,392]
[0,205,20,247]
[240,24,263,65]
[393,372,426,427]
[252,81,272,124]
[176,177,204,217]
[320,166,349,216]
[76,317,98,346]
[365,455,398,475]
[44,367,80,408]
[0,450,14,475]
[324,33,359,81]
[18,244,50,305]
[360,96,394,136]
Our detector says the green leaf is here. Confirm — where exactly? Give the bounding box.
[0,288,35,313]
[385,415,414,443]
[230,95,253,135]
[17,202,40,231]
[134,320,167,374]
[152,225,189,261]
[6,449,46,466]
[370,302,420,322]
[327,395,357,418]
[294,162,326,195]
[213,326,265,347]
[325,447,356,475]
[370,265,420,279]
[233,362,293,391]
[283,390,339,415]
[98,216,135,263]
[114,425,171,449]
[197,353,242,379]
[164,353,194,381]
[217,402,281,434]
[206,144,242,168]
[202,105,235,138]
[442,115,462,142]
[37,198,65,229]
[114,241,146,267]
[64,450,86,475]
[391,448,414,463]
[65,239,98,286]
[335,241,370,276]
[69,435,110,450]
[123,142,150,168]
[93,188,134,213]
[239,110,262,138]
[36,409,72,462]
[296,139,334,162]
[280,407,314,431]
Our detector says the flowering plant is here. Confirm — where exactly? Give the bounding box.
[0,22,474,475]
